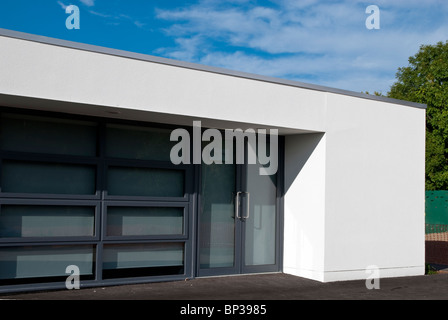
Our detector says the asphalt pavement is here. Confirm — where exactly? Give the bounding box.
[1,271,448,300]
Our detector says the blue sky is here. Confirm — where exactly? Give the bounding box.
[1,0,448,95]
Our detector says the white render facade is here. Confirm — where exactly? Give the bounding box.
[0,29,426,291]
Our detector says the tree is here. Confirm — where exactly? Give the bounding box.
[388,41,448,190]
[362,91,384,96]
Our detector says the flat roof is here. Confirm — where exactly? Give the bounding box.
[0,28,426,109]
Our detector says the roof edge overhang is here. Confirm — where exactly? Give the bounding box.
[0,28,427,110]
[0,93,317,135]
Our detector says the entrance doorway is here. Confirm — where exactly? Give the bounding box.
[197,137,282,276]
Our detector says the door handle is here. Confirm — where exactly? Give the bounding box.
[235,191,242,219]
[235,191,250,220]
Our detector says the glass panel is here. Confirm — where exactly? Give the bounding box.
[107,207,183,236]
[0,205,95,238]
[107,166,184,197]
[0,245,95,283]
[105,123,176,161]
[1,160,96,195]
[0,113,97,156]
[199,162,236,269]
[245,162,277,266]
[102,243,184,279]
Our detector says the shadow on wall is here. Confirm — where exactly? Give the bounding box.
[284,132,325,194]
[282,132,325,279]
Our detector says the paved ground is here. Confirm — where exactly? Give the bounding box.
[2,270,448,300]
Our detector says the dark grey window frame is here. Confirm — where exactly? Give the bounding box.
[194,129,285,277]
[102,201,189,241]
[0,242,97,287]
[0,106,284,293]
[0,155,101,200]
[103,159,191,202]
[0,107,195,293]
[0,199,101,243]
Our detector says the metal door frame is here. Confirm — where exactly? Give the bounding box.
[195,135,284,277]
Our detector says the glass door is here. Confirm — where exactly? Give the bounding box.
[241,159,278,273]
[198,135,280,276]
[198,160,241,276]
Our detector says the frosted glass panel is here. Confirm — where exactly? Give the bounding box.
[0,205,95,238]
[102,243,184,278]
[107,207,183,236]
[105,124,176,161]
[107,167,184,197]
[199,162,236,268]
[103,243,184,269]
[245,162,277,266]
[0,245,94,280]
[1,160,96,195]
[0,113,97,156]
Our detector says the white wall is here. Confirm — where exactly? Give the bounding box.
[322,93,426,281]
[283,93,425,282]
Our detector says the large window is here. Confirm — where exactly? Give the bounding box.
[0,110,192,291]
[105,206,185,237]
[105,123,176,162]
[106,166,185,198]
[0,245,95,285]
[0,113,98,157]
[102,242,184,279]
[1,160,97,195]
[0,204,96,239]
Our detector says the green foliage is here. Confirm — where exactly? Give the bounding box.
[362,91,384,97]
[388,41,448,190]
[425,263,438,275]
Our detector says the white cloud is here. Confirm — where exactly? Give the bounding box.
[79,0,95,7]
[84,5,151,30]
[88,10,111,18]
[58,0,95,10]
[155,0,448,93]
[57,1,68,10]
[134,21,146,29]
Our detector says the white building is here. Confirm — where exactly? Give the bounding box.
[0,29,426,292]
